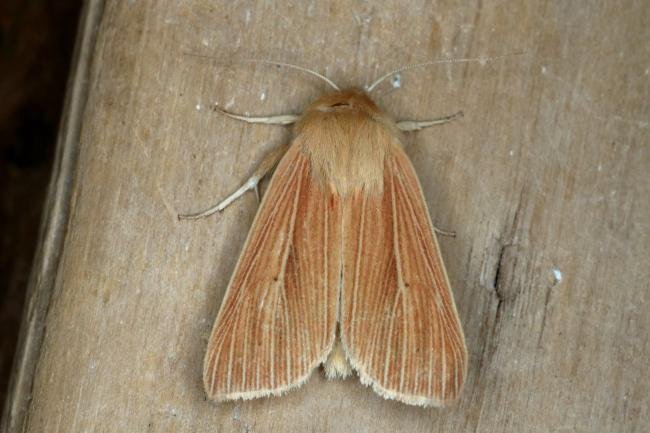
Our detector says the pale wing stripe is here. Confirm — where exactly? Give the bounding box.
[267,285,278,388]
[427,299,439,396]
[268,274,281,389]
[399,293,409,392]
[211,167,298,393]
[240,291,251,389]
[393,158,444,299]
[392,158,415,392]
[220,153,304,332]
[294,179,311,365]
[399,164,442,396]
[384,157,435,396]
[295,247,308,373]
[292,159,322,378]
[383,168,403,386]
[364,194,378,365]
[400,177,423,393]
[251,160,303,339]
[430,281,445,396]
[389,165,410,393]
[291,248,311,371]
[309,179,322,360]
[254,157,305,390]
[207,152,307,395]
[322,194,330,349]
[393,168,438,395]
[392,158,465,360]
[393,155,465,398]
[269,157,306,389]
[373,248,396,372]
[393,156,464,348]
[286,250,303,374]
[338,195,346,333]
[439,296,447,398]
[208,321,227,392]
[278,277,291,385]
[226,318,236,392]
[207,153,303,367]
[394,161,457,397]
[305,181,318,360]
[383,290,401,386]
[350,192,368,349]
[367,193,393,368]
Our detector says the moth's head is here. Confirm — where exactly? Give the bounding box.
[306,88,381,117]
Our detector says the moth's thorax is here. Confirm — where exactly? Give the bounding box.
[294,88,401,195]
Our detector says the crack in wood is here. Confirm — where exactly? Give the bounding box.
[491,244,507,336]
[492,243,507,299]
[493,186,527,295]
[489,186,527,339]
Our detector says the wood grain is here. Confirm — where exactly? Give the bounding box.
[2,0,648,432]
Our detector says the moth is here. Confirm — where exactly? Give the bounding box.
[180,59,482,407]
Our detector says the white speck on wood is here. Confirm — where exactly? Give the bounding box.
[552,268,563,283]
[391,73,402,88]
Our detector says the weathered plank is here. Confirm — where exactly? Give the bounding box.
[3,1,648,432]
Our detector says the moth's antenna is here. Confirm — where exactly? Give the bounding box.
[366,52,523,92]
[183,52,340,91]
[245,60,340,91]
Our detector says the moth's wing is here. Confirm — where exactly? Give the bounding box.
[203,145,341,401]
[341,145,467,407]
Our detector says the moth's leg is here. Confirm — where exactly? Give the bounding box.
[399,110,461,236]
[214,105,299,125]
[397,110,464,132]
[178,144,289,220]
[433,226,456,238]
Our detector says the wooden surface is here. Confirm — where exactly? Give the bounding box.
[3,0,648,432]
